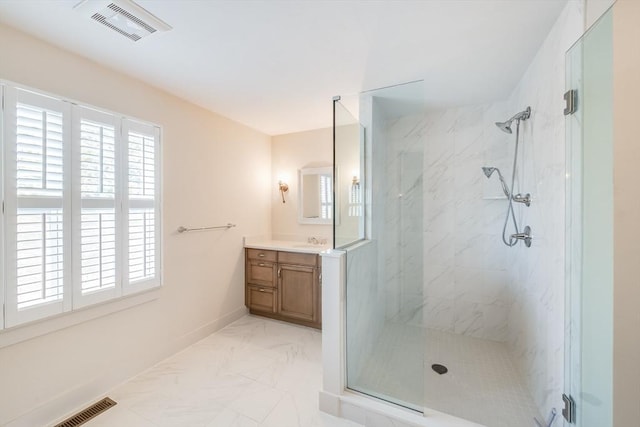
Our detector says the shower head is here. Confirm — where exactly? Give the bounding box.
[482,167,496,178]
[495,106,531,134]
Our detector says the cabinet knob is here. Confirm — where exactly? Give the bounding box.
[259,263,265,267]
[259,288,265,292]
[258,253,266,257]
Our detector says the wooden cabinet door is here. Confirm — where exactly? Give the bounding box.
[278,264,317,322]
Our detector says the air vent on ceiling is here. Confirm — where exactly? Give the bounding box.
[74,0,172,42]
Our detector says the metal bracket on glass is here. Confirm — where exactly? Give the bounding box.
[562,394,576,423]
[564,90,577,115]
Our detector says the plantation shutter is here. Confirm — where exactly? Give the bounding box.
[320,174,332,220]
[72,107,122,307]
[3,87,72,327]
[122,119,160,294]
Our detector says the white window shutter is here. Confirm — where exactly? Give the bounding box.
[3,87,72,327]
[71,107,122,307]
[320,174,332,220]
[122,119,161,294]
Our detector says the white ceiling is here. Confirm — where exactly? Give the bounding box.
[0,0,569,135]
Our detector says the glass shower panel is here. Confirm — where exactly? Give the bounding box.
[344,83,426,412]
[565,9,613,427]
[333,100,365,248]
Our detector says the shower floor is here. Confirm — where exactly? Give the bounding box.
[353,322,542,427]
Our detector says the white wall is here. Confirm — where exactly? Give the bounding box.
[505,0,584,419]
[0,23,272,425]
[271,128,332,243]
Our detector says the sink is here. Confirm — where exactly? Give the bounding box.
[291,244,326,249]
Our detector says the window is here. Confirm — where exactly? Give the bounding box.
[1,85,161,329]
[123,120,160,294]
[348,181,363,217]
[319,174,332,220]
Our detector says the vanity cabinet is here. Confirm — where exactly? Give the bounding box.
[245,248,321,329]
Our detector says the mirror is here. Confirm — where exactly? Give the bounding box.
[298,166,335,224]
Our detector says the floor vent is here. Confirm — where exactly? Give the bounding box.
[54,398,117,427]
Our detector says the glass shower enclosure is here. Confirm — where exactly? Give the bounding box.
[333,8,617,424]
[565,8,614,427]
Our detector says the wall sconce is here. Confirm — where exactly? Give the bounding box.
[279,180,289,203]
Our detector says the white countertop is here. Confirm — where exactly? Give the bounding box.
[244,239,330,254]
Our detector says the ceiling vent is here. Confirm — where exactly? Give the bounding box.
[74,0,172,42]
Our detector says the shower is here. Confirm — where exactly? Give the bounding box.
[483,107,532,247]
[495,106,531,134]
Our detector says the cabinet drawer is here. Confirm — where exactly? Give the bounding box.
[246,259,276,287]
[247,285,277,313]
[246,248,277,262]
[278,251,318,267]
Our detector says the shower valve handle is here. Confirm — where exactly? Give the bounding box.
[510,226,532,247]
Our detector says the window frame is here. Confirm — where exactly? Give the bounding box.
[0,80,162,332]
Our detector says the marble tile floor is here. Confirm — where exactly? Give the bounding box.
[353,321,542,427]
[84,315,361,427]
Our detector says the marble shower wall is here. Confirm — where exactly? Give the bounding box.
[379,102,513,343]
[379,114,425,324]
[505,0,584,419]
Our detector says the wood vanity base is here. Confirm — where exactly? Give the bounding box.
[245,248,321,330]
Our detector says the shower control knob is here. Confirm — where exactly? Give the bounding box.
[510,226,532,247]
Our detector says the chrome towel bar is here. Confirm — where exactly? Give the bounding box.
[177,223,236,233]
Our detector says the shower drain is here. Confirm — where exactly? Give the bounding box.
[431,364,448,375]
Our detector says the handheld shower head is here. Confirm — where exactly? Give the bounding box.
[495,106,531,134]
[481,166,511,197]
[482,167,496,178]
